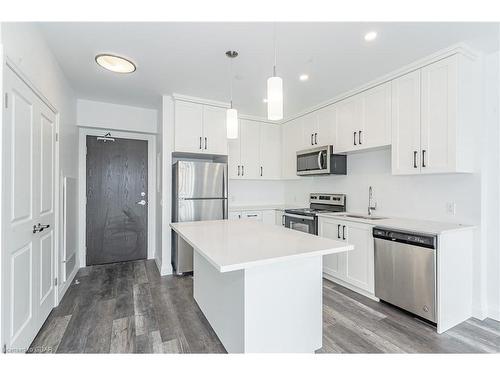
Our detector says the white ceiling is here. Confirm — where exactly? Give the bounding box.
[38,22,499,117]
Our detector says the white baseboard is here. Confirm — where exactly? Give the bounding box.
[472,306,488,320]
[487,308,500,322]
[322,273,379,302]
[154,256,173,276]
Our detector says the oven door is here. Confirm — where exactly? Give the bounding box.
[284,213,317,235]
[296,146,330,176]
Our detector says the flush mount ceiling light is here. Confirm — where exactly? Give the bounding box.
[364,31,378,42]
[299,74,309,81]
[267,23,283,121]
[225,50,239,139]
[95,54,136,73]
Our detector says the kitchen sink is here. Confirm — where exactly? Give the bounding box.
[339,214,388,220]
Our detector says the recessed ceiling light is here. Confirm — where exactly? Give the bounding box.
[95,54,136,73]
[364,31,377,42]
[263,98,268,103]
[299,74,309,81]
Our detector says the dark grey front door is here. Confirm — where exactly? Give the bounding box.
[86,136,148,266]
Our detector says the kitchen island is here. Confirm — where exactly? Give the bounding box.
[170,219,353,353]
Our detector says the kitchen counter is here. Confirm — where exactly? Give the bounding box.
[170,219,352,353]
[316,212,476,235]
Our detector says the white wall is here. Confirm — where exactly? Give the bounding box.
[1,22,78,300]
[77,99,158,133]
[229,180,286,206]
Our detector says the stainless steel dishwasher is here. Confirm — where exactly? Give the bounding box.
[373,227,437,323]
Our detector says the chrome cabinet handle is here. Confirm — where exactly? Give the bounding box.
[354,132,357,146]
[242,165,244,176]
[136,199,147,206]
[337,224,341,239]
[33,223,50,234]
[260,166,263,177]
[282,215,285,226]
[311,133,314,145]
[205,137,207,150]
[237,165,240,176]
[422,149,426,168]
[342,225,346,240]
[315,133,318,145]
[413,151,418,168]
[359,130,362,145]
[199,136,202,149]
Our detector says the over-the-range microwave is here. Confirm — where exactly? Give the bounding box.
[296,145,347,176]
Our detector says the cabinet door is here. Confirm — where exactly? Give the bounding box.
[174,101,203,153]
[203,105,228,155]
[275,210,285,226]
[228,211,241,220]
[239,120,260,179]
[301,112,317,148]
[343,223,374,293]
[391,70,422,175]
[318,218,346,279]
[260,122,281,179]
[316,104,337,148]
[227,121,241,179]
[360,82,392,149]
[281,119,301,179]
[420,56,458,174]
[336,95,362,152]
[262,210,276,225]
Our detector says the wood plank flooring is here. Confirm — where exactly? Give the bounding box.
[29,260,500,353]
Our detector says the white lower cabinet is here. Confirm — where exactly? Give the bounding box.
[262,210,275,225]
[318,217,375,297]
[228,211,242,220]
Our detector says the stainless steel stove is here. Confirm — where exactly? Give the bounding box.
[284,193,347,235]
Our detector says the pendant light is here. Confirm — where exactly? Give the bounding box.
[226,50,239,139]
[267,23,283,121]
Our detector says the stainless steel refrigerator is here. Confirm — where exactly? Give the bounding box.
[172,160,228,274]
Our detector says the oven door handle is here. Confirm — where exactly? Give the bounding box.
[284,213,315,221]
[317,151,323,170]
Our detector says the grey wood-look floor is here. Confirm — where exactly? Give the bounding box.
[29,260,500,353]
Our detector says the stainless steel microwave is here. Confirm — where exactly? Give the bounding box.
[296,146,347,176]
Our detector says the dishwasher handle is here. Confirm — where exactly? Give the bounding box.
[373,227,437,249]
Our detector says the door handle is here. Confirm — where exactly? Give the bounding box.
[422,149,426,168]
[33,223,50,234]
[205,137,207,150]
[359,130,362,145]
[136,199,147,206]
[311,133,314,145]
[413,151,418,168]
[342,225,346,240]
[237,165,241,176]
[199,136,202,149]
[354,132,357,146]
[315,133,318,145]
[337,224,341,239]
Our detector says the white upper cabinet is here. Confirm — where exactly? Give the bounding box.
[174,100,228,155]
[392,54,475,175]
[359,82,392,150]
[203,105,228,155]
[316,104,337,148]
[300,112,317,149]
[174,100,204,153]
[391,70,422,175]
[259,122,282,179]
[229,120,281,180]
[336,95,362,152]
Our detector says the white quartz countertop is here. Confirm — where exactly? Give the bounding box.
[170,219,353,272]
[316,212,476,235]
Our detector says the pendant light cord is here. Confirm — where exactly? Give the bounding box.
[229,56,234,109]
[273,22,277,77]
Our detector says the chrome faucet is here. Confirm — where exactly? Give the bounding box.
[368,186,377,216]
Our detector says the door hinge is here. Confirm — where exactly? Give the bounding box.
[4,93,8,109]
[54,277,58,286]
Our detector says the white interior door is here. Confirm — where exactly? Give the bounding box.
[2,67,56,351]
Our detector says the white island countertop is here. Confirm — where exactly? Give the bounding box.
[170,219,353,273]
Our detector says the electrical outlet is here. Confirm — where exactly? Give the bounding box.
[446,202,456,216]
